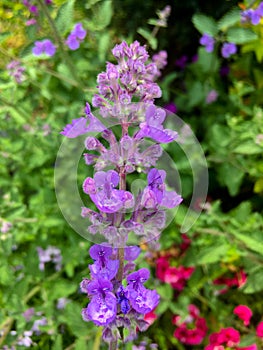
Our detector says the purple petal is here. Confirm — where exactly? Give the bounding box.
[83,177,96,194]
[89,244,113,260]
[146,105,166,127]
[83,292,117,326]
[129,289,159,314]
[60,117,88,138]
[124,246,141,261]
[127,268,150,286]
[87,279,113,295]
[161,190,183,208]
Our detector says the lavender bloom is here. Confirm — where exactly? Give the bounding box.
[60,103,106,138]
[89,244,119,280]
[82,279,117,326]
[56,297,70,309]
[117,286,130,314]
[199,33,215,53]
[135,105,178,143]
[241,4,263,25]
[66,23,86,50]
[221,42,237,58]
[83,170,134,213]
[32,39,56,57]
[126,269,160,314]
[142,168,183,209]
[152,51,167,77]
[17,331,33,347]
[206,89,218,104]
[31,317,47,335]
[6,61,25,84]
[37,246,62,271]
[164,102,177,114]
[22,308,35,322]
[1,221,12,233]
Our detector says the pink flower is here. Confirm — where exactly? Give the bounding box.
[234,305,253,326]
[173,305,207,345]
[144,309,158,327]
[218,327,240,347]
[256,321,263,338]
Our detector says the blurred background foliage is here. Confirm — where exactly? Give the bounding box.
[0,0,263,349]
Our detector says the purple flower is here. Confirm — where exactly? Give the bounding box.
[199,33,215,53]
[22,308,35,322]
[60,105,106,138]
[126,269,160,314]
[37,246,62,271]
[82,279,117,326]
[221,42,237,58]
[6,61,25,84]
[124,246,141,261]
[206,89,218,104]
[56,297,70,309]
[142,168,183,209]
[117,287,130,314]
[83,170,134,213]
[32,39,56,56]
[89,244,119,280]
[66,23,86,50]
[164,102,177,114]
[1,221,12,233]
[135,105,178,144]
[175,55,188,69]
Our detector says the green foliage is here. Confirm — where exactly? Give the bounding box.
[192,14,218,36]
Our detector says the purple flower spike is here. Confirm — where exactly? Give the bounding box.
[221,42,237,58]
[200,33,215,53]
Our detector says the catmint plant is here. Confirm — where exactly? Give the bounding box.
[60,41,182,348]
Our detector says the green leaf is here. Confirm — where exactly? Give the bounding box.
[45,280,77,300]
[183,244,229,265]
[233,140,262,154]
[226,28,258,44]
[218,8,241,31]
[243,269,263,293]
[192,14,218,36]
[137,28,157,50]
[231,231,263,255]
[52,335,62,350]
[156,284,173,301]
[88,0,113,31]
[55,0,75,34]
[218,163,244,196]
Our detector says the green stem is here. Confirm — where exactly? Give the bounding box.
[36,0,84,89]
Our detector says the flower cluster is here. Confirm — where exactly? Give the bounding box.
[156,234,194,292]
[91,41,168,117]
[60,41,183,347]
[80,244,159,342]
[6,61,25,84]
[200,33,237,58]
[65,23,87,50]
[241,2,263,25]
[36,246,62,271]
[172,304,207,345]
[205,305,263,350]
[31,22,86,56]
